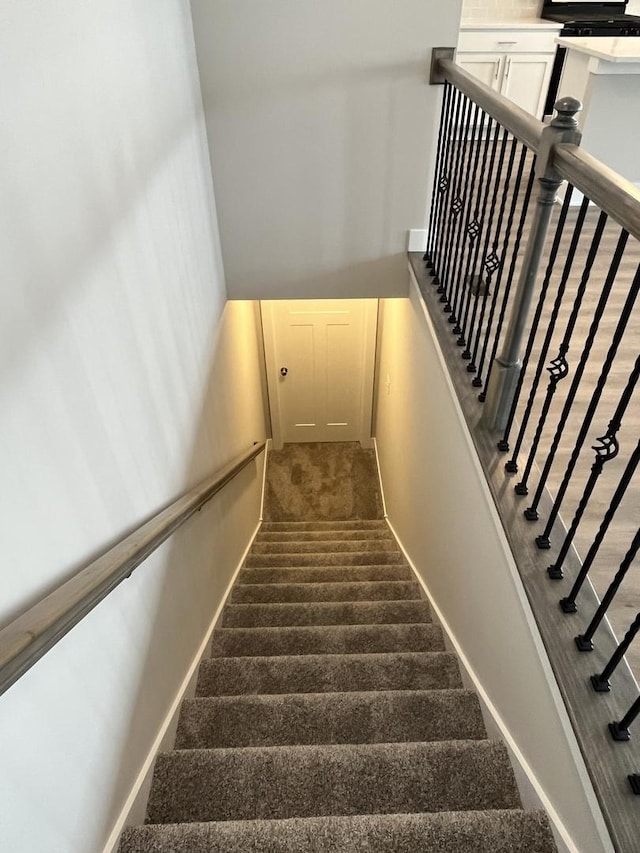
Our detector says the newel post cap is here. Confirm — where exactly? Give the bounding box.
[552,97,583,130]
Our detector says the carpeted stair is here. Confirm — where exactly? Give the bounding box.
[119,513,557,851]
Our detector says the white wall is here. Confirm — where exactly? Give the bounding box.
[0,3,267,851]
[189,0,463,300]
[373,280,613,853]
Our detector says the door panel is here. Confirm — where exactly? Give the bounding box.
[457,53,503,92]
[502,54,554,118]
[286,321,316,428]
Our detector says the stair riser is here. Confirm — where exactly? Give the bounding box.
[209,625,443,658]
[251,541,399,555]
[221,600,431,628]
[196,652,464,697]
[260,521,389,532]
[245,552,406,568]
[256,530,394,543]
[175,690,485,749]
[240,566,413,585]
[230,581,422,603]
[146,741,521,823]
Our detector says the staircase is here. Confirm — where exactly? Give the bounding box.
[119,517,557,851]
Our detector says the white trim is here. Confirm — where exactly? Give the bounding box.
[102,519,262,853]
[385,515,578,853]
[372,437,388,518]
[408,228,428,252]
[261,302,283,450]
[359,300,378,450]
[259,439,271,520]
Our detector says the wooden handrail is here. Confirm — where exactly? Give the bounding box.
[553,144,640,243]
[438,58,545,154]
[0,439,267,697]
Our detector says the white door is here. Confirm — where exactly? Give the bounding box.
[262,299,377,447]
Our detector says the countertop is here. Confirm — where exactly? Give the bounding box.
[556,35,640,62]
[460,18,563,30]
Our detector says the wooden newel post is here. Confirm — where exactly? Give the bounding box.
[482,97,583,432]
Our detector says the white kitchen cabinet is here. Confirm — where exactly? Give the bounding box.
[457,25,562,118]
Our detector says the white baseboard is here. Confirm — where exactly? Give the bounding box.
[102,519,262,853]
[408,229,427,252]
[385,516,578,853]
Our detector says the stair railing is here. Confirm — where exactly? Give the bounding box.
[421,50,640,853]
[0,440,266,698]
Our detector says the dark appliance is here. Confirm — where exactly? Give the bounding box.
[541,0,640,113]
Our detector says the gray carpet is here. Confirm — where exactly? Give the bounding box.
[119,445,557,852]
[263,442,384,521]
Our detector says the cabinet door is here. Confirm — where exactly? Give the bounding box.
[457,53,503,93]
[501,53,554,118]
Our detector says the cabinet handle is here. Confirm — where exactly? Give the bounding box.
[497,40,517,45]
[505,57,511,78]
[495,58,501,80]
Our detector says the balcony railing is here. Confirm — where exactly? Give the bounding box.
[420,53,640,853]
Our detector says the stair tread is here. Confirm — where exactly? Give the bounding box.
[245,551,407,567]
[256,530,394,542]
[222,599,431,627]
[146,740,521,823]
[260,520,389,530]
[209,623,444,657]
[121,810,557,853]
[251,540,400,553]
[230,580,422,603]
[175,689,486,749]
[239,566,413,585]
[196,651,463,696]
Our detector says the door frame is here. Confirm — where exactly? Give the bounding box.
[261,299,378,449]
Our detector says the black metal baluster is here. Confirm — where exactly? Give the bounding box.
[450,113,494,335]
[513,199,596,502]
[474,137,523,390]
[576,530,640,657]
[437,93,472,303]
[433,89,462,292]
[469,134,518,381]
[610,694,640,742]
[429,83,455,283]
[444,103,485,320]
[463,129,511,369]
[550,348,640,581]
[593,612,640,694]
[528,213,620,535]
[425,82,452,267]
[482,149,536,405]
[457,123,501,349]
[438,93,474,303]
[560,436,640,611]
[500,188,584,457]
